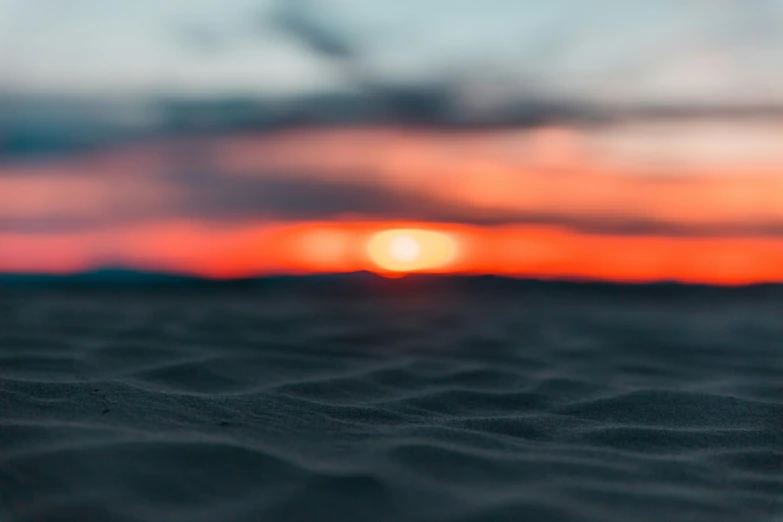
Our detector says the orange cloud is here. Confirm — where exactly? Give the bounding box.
[2,124,783,235]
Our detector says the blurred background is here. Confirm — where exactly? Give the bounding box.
[2,0,783,283]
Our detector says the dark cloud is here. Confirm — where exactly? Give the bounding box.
[176,174,444,221]
[261,0,524,126]
[270,0,356,61]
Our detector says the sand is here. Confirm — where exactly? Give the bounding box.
[1,279,781,521]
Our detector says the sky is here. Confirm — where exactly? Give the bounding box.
[1,0,783,104]
[3,122,783,284]
[2,1,783,284]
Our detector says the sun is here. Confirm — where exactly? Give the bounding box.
[388,235,421,263]
[367,229,456,273]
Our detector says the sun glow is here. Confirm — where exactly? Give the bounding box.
[367,229,456,273]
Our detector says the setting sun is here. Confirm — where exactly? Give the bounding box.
[367,229,456,273]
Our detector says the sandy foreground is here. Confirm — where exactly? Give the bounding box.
[1,281,781,522]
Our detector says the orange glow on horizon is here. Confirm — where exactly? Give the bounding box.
[3,220,783,286]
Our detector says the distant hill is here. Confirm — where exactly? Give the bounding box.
[0,269,201,285]
[2,269,782,301]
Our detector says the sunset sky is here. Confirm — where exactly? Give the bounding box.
[3,122,783,284]
[2,1,783,284]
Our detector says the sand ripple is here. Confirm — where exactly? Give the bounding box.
[0,285,781,521]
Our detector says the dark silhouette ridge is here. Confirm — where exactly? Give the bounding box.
[2,269,782,301]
